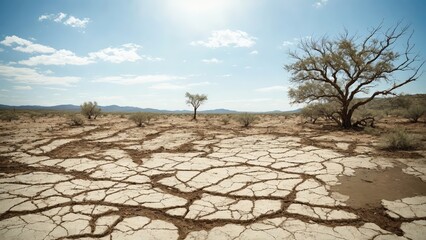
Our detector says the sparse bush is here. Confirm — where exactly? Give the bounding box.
[236,113,258,128]
[130,112,156,127]
[29,112,41,122]
[221,115,231,125]
[404,105,425,123]
[390,94,412,109]
[68,114,84,126]
[301,104,322,124]
[80,101,101,120]
[363,126,381,136]
[379,129,420,151]
[0,112,19,122]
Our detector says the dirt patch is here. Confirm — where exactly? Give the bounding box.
[332,166,426,208]
[355,207,404,236]
[374,150,425,159]
[46,140,121,159]
[0,156,32,174]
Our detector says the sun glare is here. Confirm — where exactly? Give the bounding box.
[177,0,229,13]
[165,0,238,30]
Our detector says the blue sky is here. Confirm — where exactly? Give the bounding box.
[0,0,425,111]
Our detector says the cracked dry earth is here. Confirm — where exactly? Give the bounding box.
[1,116,426,240]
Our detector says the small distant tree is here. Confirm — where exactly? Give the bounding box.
[80,101,101,120]
[185,92,208,120]
[286,23,424,129]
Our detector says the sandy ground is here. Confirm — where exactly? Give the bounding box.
[0,114,425,240]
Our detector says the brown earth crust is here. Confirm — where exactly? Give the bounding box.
[0,114,425,239]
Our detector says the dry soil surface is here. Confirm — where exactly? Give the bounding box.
[0,115,425,240]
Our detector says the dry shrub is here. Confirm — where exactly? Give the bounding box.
[404,105,425,123]
[236,113,258,128]
[29,112,41,122]
[0,112,19,122]
[363,126,381,136]
[221,115,231,125]
[379,129,420,151]
[68,114,84,126]
[130,112,156,127]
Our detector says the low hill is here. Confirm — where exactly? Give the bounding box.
[0,104,297,114]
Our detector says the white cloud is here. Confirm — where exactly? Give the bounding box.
[54,12,67,22]
[255,85,288,92]
[202,58,222,64]
[222,74,232,78]
[3,36,157,66]
[19,49,94,66]
[0,65,80,86]
[280,36,311,49]
[313,0,328,8]
[0,35,56,54]
[89,44,142,63]
[38,15,50,21]
[14,85,32,90]
[38,12,90,28]
[64,16,90,28]
[191,29,256,48]
[94,74,186,85]
[249,50,258,55]
[88,44,161,63]
[281,41,295,47]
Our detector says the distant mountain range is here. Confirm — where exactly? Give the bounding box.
[0,104,300,114]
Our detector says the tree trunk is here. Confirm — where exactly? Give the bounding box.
[339,103,353,129]
[341,112,352,129]
[193,108,197,120]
